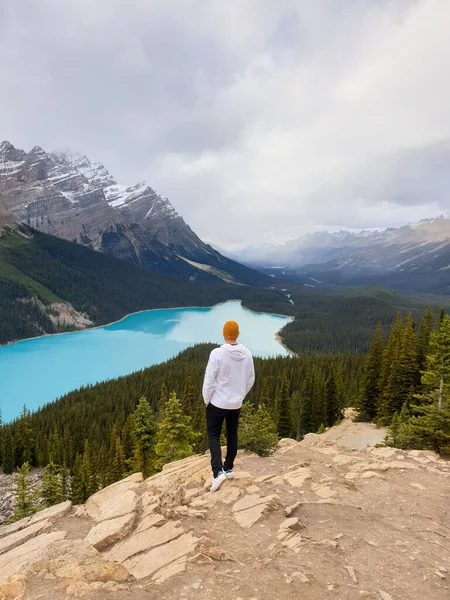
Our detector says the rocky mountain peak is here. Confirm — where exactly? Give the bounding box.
[0,141,267,285]
[0,141,27,164]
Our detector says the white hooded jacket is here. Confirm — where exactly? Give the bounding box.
[202,343,255,410]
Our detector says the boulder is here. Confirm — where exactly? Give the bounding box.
[0,531,66,586]
[34,539,99,578]
[85,512,136,551]
[70,561,128,584]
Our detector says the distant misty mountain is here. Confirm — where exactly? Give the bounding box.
[228,218,450,294]
[0,141,267,286]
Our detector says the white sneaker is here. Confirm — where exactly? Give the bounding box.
[224,469,235,479]
[210,470,227,492]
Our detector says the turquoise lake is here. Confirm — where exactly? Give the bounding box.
[0,301,291,423]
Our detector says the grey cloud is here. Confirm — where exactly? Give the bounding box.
[1,0,449,246]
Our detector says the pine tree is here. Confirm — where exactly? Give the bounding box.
[97,443,109,489]
[422,315,450,410]
[359,322,384,421]
[110,437,126,483]
[70,453,85,505]
[14,405,35,467]
[192,395,208,454]
[60,462,70,499]
[299,366,317,435]
[277,371,293,438]
[439,307,445,325]
[407,403,450,453]
[48,427,62,465]
[158,382,168,414]
[41,462,64,507]
[377,313,404,423]
[325,362,344,427]
[130,397,157,477]
[240,404,278,457]
[154,392,197,469]
[121,415,134,461]
[3,429,14,475]
[258,377,271,409]
[311,367,327,432]
[88,439,100,496]
[417,307,434,375]
[8,462,38,522]
[238,401,255,449]
[396,313,419,408]
[70,441,96,504]
[181,376,196,417]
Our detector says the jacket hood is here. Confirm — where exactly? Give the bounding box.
[221,343,247,361]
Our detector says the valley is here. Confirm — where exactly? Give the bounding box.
[230,217,450,294]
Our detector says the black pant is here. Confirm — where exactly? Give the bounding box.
[206,403,240,477]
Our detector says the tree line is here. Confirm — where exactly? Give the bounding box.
[358,307,450,453]
[0,347,361,517]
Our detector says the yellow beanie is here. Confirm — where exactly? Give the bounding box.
[223,320,240,339]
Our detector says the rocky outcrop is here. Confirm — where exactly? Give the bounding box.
[0,473,44,526]
[0,199,17,232]
[1,417,449,599]
[0,141,267,285]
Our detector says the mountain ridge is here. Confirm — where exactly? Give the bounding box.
[228,217,450,293]
[0,141,268,286]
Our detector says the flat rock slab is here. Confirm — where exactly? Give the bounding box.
[0,531,66,585]
[0,501,72,540]
[124,532,198,580]
[314,486,338,499]
[107,520,184,563]
[0,519,53,556]
[385,461,418,470]
[85,512,136,551]
[283,467,312,488]
[86,487,140,523]
[193,486,241,507]
[84,473,142,523]
[153,556,187,584]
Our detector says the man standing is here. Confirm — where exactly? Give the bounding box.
[202,320,255,492]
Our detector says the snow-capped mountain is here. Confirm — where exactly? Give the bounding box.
[0,141,267,285]
[229,218,450,293]
[231,219,450,270]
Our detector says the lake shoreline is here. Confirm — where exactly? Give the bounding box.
[1,299,295,352]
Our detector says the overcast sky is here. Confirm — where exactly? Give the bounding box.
[1,0,449,248]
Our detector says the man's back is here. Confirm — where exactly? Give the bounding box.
[202,343,255,410]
